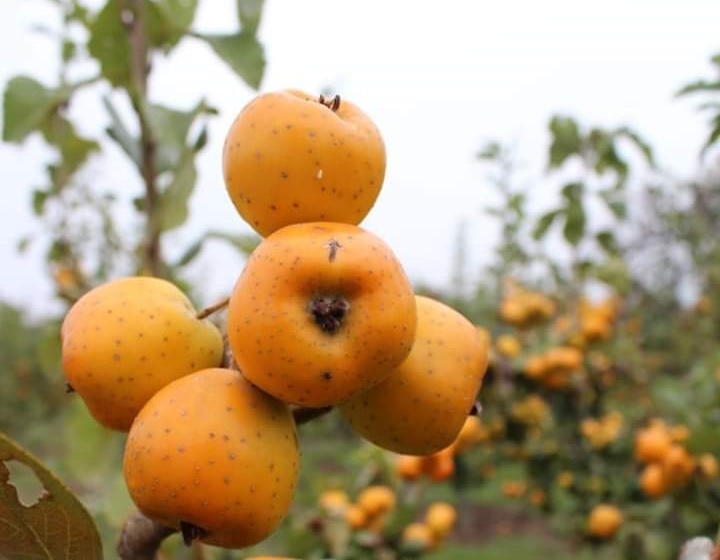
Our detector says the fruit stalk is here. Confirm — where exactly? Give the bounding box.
[117,510,176,560]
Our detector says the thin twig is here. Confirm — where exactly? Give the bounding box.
[196,296,230,320]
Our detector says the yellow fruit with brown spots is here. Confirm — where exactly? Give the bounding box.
[222,89,386,236]
[587,504,623,539]
[123,368,299,549]
[340,296,489,454]
[227,222,417,407]
[61,277,224,431]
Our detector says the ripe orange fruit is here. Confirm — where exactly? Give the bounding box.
[661,444,695,486]
[640,463,668,499]
[123,368,299,548]
[227,222,417,407]
[422,444,456,482]
[424,502,457,539]
[340,296,489,455]
[396,455,424,480]
[402,522,434,550]
[698,453,719,480]
[587,504,623,539]
[61,277,223,431]
[634,425,673,464]
[495,334,522,358]
[356,485,396,517]
[344,504,368,529]
[318,489,350,513]
[223,89,386,236]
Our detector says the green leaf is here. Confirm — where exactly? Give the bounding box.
[145,0,198,52]
[2,76,57,143]
[477,141,501,161]
[175,238,205,267]
[676,80,720,97]
[548,115,581,168]
[236,0,265,36]
[102,96,141,168]
[199,31,265,89]
[158,151,197,231]
[0,432,103,560]
[207,230,260,256]
[87,0,132,88]
[701,113,720,155]
[31,190,48,216]
[616,126,655,165]
[563,197,586,246]
[41,114,99,179]
[596,230,619,255]
[532,209,561,240]
[561,182,583,202]
[599,189,627,220]
[147,100,215,173]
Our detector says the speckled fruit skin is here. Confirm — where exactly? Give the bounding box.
[227,222,417,407]
[61,277,224,431]
[123,368,300,549]
[222,89,386,237]
[340,296,490,455]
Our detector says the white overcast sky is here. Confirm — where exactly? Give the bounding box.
[1,0,720,318]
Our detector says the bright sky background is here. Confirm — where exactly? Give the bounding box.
[2,0,720,318]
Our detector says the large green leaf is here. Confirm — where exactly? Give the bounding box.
[2,76,58,143]
[616,126,655,165]
[158,151,197,231]
[701,113,720,155]
[548,115,581,168]
[236,0,265,36]
[145,0,199,52]
[147,100,216,173]
[87,0,132,88]
[676,80,720,97]
[199,31,265,89]
[174,230,260,267]
[0,432,103,560]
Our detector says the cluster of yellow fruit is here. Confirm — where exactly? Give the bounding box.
[634,419,718,499]
[523,345,583,390]
[498,285,556,328]
[394,416,489,483]
[60,89,489,550]
[314,486,456,555]
[580,411,624,450]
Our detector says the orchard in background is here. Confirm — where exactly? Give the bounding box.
[3,2,720,559]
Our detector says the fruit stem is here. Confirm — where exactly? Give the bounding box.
[318,93,341,112]
[292,405,333,425]
[117,510,176,560]
[196,296,230,320]
[308,296,350,333]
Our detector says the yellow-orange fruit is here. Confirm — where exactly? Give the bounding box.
[61,277,223,431]
[223,89,386,236]
[340,296,489,455]
[344,505,368,529]
[228,222,416,407]
[396,455,424,480]
[123,368,299,549]
[640,463,668,499]
[587,504,623,539]
[634,426,673,464]
[318,490,350,513]
[698,453,719,479]
[661,444,695,486]
[424,502,457,539]
[402,522,434,549]
[495,334,522,358]
[356,485,396,517]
